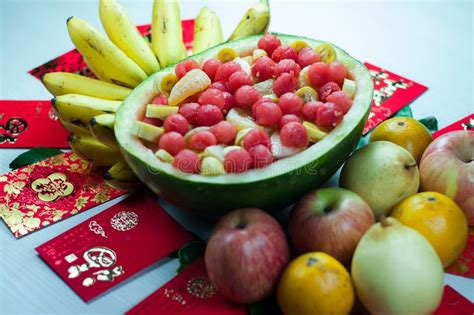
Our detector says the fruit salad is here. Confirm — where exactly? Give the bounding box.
[132,34,356,175]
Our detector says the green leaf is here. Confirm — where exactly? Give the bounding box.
[9,147,63,170]
[418,116,438,133]
[392,105,413,118]
[176,239,206,273]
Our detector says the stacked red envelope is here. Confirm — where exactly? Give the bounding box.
[126,258,246,315]
[362,63,428,135]
[434,286,474,315]
[36,194,194,302]
[0,152,125,237]
[0,100,69,148]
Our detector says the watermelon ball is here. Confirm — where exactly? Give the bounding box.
[248,144,273,169]
[326,91,353,114]
[317,81,341,102]
[280,114,301,128]
[198,88,226,110]
[328,62,348,87]
[175,59,200,79]
[209,81,229,92]
[251,56,276,81]
[224,148,252,173]
[173,149,200,174]
[159,131,185,156]
[234,85,262,110]
[202,58,222,81]
[254,101,282,127]
[214,61,242,82]
[297,47,320,68]
[278,92,304,115]
[182,92,202,104]
[151,94,168,105]
[195,104,224,126]
[164,114,189,135]
[210,121,237,145]
[302,101,323,122]
[280,121,309,148]
[227,71,254,93]
[143,117,163,127]
[316,102,344,130]
[275,59,301,77]
[179,102,200,125]
[251,98,266,117]
[222,92,234,113]
[242,129,271,150]
[273,72,297,97]
[308,62,331,87]
[188,130,217,151]
[257,33,282,56]
[271,45,298,62]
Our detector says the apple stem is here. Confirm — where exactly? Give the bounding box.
[380,215,389,227]
[405,162,417,169]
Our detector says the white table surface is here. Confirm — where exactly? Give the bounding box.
[0,0,473,314]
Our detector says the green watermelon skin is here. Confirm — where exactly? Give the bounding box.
[115,34,374,216]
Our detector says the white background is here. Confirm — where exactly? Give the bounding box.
[0,0,473,313]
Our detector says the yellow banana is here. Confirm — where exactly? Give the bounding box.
[228,0,270,41]
[104,161,141,191]
[105,160,137,181]
[69,134,122,167]
[99,0,160,75]
[60,118,92,136]
[151,0,187,67]
[53,94,121,127]
[89,114,117,148]
[67,16,147,88]
[193,7,223,54]
[42,72,131,100]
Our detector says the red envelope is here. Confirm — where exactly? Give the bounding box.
[363,63,428,135]
[433,113,473,138]
[0,152,125,237]
[446,228,474,278]
[0,100,69,148]
[29,20,195,80]
[36,194,194,302]
[126,258,246,315]
[434,285,474,315]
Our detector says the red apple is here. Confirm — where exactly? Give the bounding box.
[205,208,289,303]
[288,187,375,263]
[420,130,474,225]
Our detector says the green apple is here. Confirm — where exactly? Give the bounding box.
[340,141,419,219]
[351,217,444,315]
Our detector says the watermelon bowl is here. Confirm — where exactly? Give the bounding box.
[115,33,374,216]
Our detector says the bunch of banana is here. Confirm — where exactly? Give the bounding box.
[41,0,271,189]
[228,0,270,41]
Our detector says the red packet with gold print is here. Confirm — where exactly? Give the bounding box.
[36,194,194,302]
[433,113,473,139]
[126,258,246,315]
[434,286,474,315]
[0,100,69,148]
[363,63,428,135]
[28,20,195,80]
[0,152,124,237]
